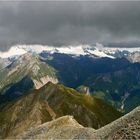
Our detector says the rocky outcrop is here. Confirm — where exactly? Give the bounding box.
[77,85,90,95]
[17,116,96,139]
[128,52,140,63]
[17,106,140,139]
[33,75,58,89]
[96,105,140,139]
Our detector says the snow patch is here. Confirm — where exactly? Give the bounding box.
[87,48,115,58]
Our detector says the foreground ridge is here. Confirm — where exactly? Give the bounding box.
[18,106,140,139]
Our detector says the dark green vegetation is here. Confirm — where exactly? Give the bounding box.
[0,82,121,138]
[40,53,140,112]
[85,65,140,112]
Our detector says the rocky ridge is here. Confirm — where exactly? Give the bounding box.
[17,106,140,139]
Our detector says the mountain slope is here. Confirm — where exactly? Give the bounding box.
[41,53,140,112]
[0,58,11,70]
[85,63,140,112]
[0,53,58,103]
[43,53,130,88]
[96,106,140,139]
[17,106,140,139]
[0,82,121,138]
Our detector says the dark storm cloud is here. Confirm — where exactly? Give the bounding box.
[0,1,140,51]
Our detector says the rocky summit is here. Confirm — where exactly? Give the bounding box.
[17,106,140,139]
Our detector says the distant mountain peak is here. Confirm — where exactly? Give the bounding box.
[0,45,27,58]
[1,44,140,62]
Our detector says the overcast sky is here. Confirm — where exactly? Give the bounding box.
[0,1,140,51]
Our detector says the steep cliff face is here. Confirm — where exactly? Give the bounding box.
[17,106,140,140]
[0,82,121,138]
[33,75,58,89]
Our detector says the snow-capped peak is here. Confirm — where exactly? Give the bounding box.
[0,46,27,58]
[1,43,140,60]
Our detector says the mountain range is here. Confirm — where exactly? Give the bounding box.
[0,44,140,139]
[1,43,140,61]
[0,45,140,111]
